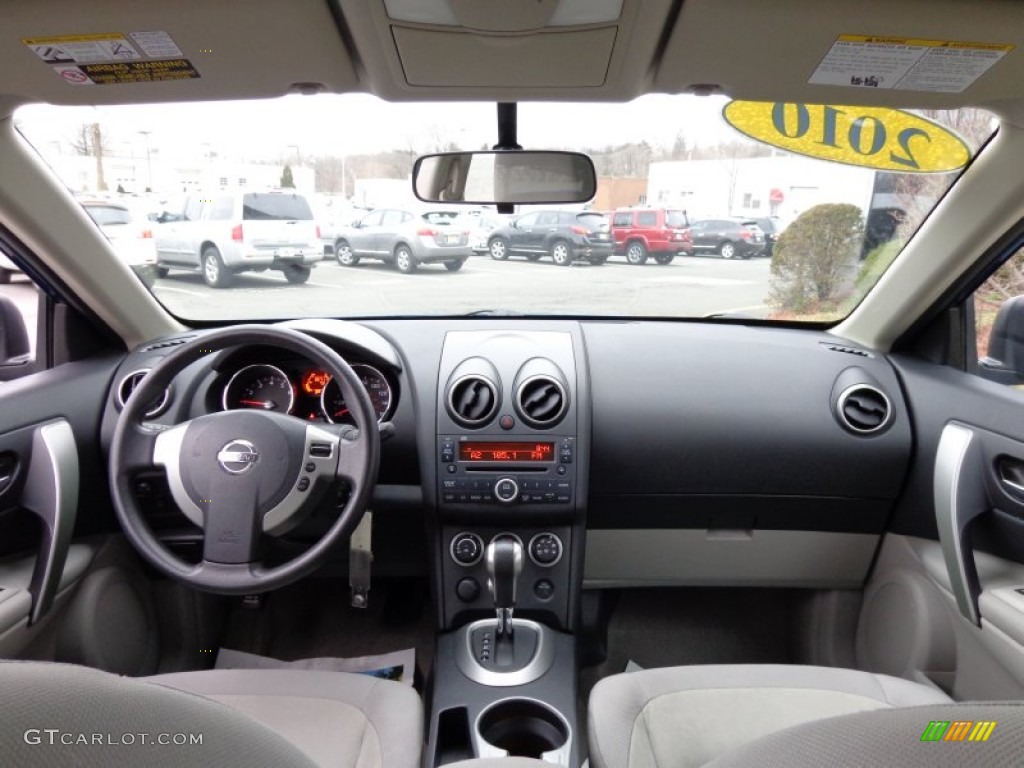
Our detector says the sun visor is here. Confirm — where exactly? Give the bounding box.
[657,0,1024,115]
[0,0,358,107]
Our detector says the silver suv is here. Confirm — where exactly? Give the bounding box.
[155,191,321,288]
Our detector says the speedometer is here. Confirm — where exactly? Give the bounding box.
[321,364,393,425]
[222,364,295,414]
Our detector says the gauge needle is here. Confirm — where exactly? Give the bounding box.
[334,408,349,417]
[240,399,276,410]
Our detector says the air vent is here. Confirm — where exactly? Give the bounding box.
[447,374,499,427]
[836,384,891,435]
[142,336,194,352]
[516,375,568,428]
[117,369,171,418]
[822,342,871,358]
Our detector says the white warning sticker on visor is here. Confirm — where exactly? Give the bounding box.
[809,35,1013,93]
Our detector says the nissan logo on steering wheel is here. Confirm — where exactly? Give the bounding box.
[217,439,260,474]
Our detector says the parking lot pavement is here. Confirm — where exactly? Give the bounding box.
[150,255,773,321]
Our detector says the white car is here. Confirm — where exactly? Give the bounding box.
[0,252,19,283]
[79,199,159,287]
[155,190,322,288]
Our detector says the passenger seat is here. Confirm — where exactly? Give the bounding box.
[587,664,950,768]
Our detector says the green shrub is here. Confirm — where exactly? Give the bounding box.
[769,204,864,313]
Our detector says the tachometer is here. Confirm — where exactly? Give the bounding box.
[321,364,393,425]
[222,364,295,414]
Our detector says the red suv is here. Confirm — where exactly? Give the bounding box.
[610,208,693,265]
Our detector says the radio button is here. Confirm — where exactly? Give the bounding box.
[494,478,519,503]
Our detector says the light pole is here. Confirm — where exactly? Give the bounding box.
[138,130,152,192]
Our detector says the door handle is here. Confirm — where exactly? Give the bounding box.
[997,457,1024,496]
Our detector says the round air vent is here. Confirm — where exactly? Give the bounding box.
[836,384,892,435]
[117,369,171,419]
[447,374,499,428]
[515,375,568,428]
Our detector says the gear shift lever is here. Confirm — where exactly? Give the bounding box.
[486,534,523,636]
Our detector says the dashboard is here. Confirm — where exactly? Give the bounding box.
[100,317,914,611]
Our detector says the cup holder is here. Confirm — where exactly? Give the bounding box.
[476,698,570,760]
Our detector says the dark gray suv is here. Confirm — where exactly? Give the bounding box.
[689,217,765,259]
[487,210,612,266]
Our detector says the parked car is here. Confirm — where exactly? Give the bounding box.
[332,208,471,273]
[465,211,512,255]
[487,210,612,266]
[80,199,159,287]
[610,207,693,264]
[689,217,765,259]
[155,191,321,288]
[751,216,783,258]
[317,202,370,258]
[0,252,20,283]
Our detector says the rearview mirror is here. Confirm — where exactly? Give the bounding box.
[412,151,597,205]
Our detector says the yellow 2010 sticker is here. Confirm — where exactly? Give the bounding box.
[723,101,971,173]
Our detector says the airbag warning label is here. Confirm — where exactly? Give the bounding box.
[810,35,1013,93]
[55,59,200,85]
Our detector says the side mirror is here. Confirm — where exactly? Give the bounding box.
[981,295,1024,384]
[0,295,30,365]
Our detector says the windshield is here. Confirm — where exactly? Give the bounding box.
[83,204,132,226]
[666,210,688,228]
[242,193,314,221]
[14,94,993,323]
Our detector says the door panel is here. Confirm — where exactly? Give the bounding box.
[877,353,1024,698]
[0,356,122,654]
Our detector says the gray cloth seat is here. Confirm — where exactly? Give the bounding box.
[587,664,951,768]
[704,701,1024,768]
[0,660,422,768]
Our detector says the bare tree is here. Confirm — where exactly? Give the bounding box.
[313,155,346,195]
[91,123,107,191]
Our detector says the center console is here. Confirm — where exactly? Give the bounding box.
[426,329,587,767]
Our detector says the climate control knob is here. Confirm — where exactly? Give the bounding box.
[450,532,484,566]
[494,477,519,504]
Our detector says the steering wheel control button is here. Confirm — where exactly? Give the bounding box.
[534,579,555,600]
[309,442,333,458]
[499,414,515,430]
[304,461,316,472]
[528,533,563,566]
[451,532,484,566]
[297,476,310,492]
[494,477,519,503]
[456,577,481,602]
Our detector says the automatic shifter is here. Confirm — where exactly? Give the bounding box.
[485,534,523,636]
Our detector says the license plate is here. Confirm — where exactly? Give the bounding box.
[446,234,460,245]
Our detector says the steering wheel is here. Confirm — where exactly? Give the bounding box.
[109,326,380,595]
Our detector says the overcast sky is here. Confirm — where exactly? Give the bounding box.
[15,93,735,162]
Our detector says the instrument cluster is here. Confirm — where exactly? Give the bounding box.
[221,359,394,425]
